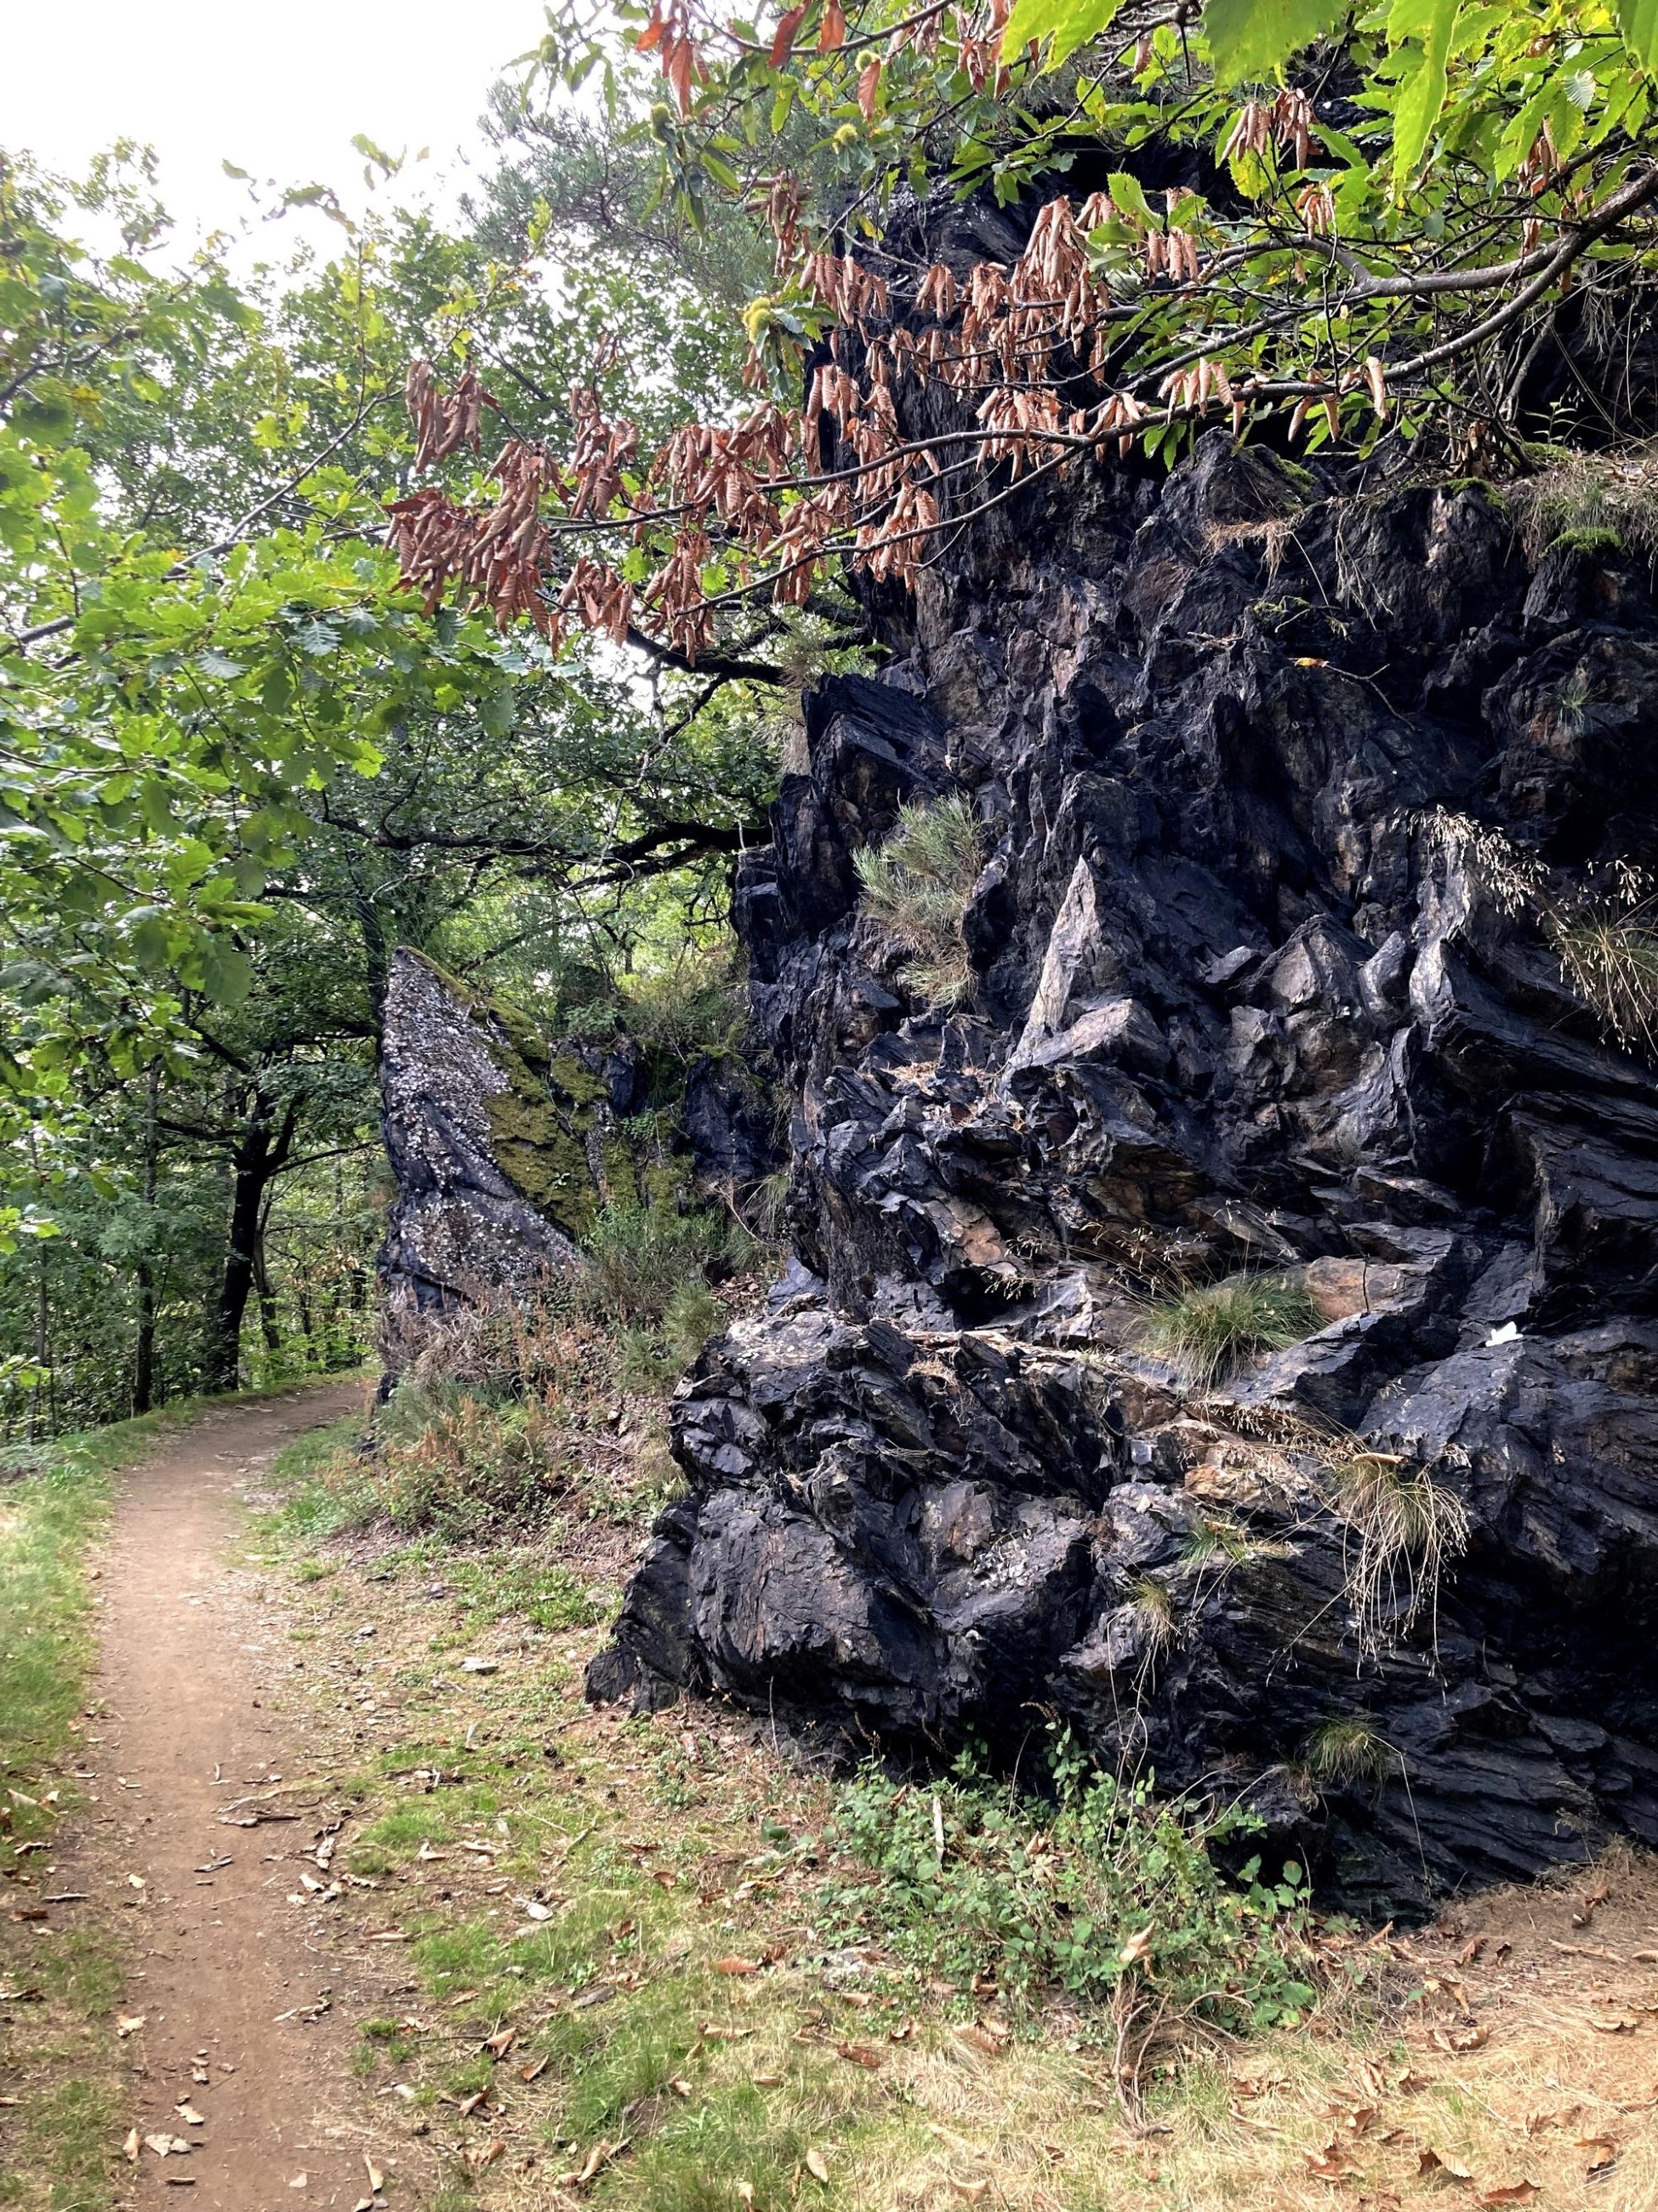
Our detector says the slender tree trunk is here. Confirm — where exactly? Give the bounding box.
[205,1097,298,1395]
[134,1062,160,1415]
[254,1231,282,1357]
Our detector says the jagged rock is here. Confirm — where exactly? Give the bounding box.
[590,238,1658,1907]
[378,954,783,1331]
[378,948,678,1320]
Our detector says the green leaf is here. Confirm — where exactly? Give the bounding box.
[1203,0,1344,86]
[196,938,253,1006]
[1001,0,1124,66]
[1620,0,1658,79]
[1391,0,1460,185]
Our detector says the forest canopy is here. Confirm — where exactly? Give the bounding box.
[6,0,1658,1430]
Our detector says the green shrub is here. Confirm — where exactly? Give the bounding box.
[615,1280,726,1393]
[578,1200,744,1324]
[1138,1274,1319,1388]
[854,795,984,1009]
[822,1731,1319,2030]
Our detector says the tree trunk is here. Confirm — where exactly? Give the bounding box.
[205,1097,298,1396]
[134,1062,160,1415]
[253,1231,282,1357]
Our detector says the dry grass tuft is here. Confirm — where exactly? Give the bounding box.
[1552,911,1658,1061]
[1509,442,1658,563]
[1327,1451,1470,1658]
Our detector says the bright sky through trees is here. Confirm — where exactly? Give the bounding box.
[1,0,544,247]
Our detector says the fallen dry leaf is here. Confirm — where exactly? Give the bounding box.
[174,2103,206,2127]
[1119,1924,1154,1968]
[481,2027,516,2057]
[464,2140,505,2177]
[1417,2146,1473,2181]
[144,2135,191,2159]
[1304,2140,1353,2181]
[116,2015,145,2038]
[122,2129,140,2165]
[836,2039,885,2071]
[805,2148,830,2184]
[364,2154,385,2192]
[1430,2024,1489,2053]
[1577,2135,1618,2174]
[1476,2186,1539,2207]
[711,1956,760,1976]
[950,2179,990,2203]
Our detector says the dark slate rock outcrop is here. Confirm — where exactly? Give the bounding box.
[378,950,783,1322]
[589,413,1658,1910]
[379,949,586,1313]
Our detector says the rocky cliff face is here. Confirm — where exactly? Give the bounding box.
[589,424,1658,1913]
[378,949,779,1322]
[379,950,611,1313]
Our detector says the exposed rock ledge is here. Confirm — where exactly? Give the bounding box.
[581,418,1658,1913]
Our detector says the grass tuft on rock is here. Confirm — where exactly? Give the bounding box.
[1302,1716,1398,1788]
[1138,1274,1320,1388]
[854,795,984,1010]
[1552,912,1658,1061]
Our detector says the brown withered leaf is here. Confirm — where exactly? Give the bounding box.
[835,2040,885,2071]
[804,2149,830,2184]
[122,2129,140,2164]
[1303,2139,1353,2181]
[1416,2146,1473,2181]
[1476,2185,1539,2207]
[1430,2024,1489,2053]
[1576,2135,1618,2174]
[464,2140,506,2177]
[711,1956,759,1976]
[481,2027,516,2057]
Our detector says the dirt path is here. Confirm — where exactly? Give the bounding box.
[83,1384,373,2212]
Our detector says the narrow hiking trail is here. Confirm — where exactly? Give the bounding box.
[83,1384,373,2212]
[22,1379,1658,2212]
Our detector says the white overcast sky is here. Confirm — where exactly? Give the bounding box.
[2,0,552,255]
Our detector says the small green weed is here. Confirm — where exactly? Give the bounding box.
[579,1200,748,1325]
[823,1732,1320,2031]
